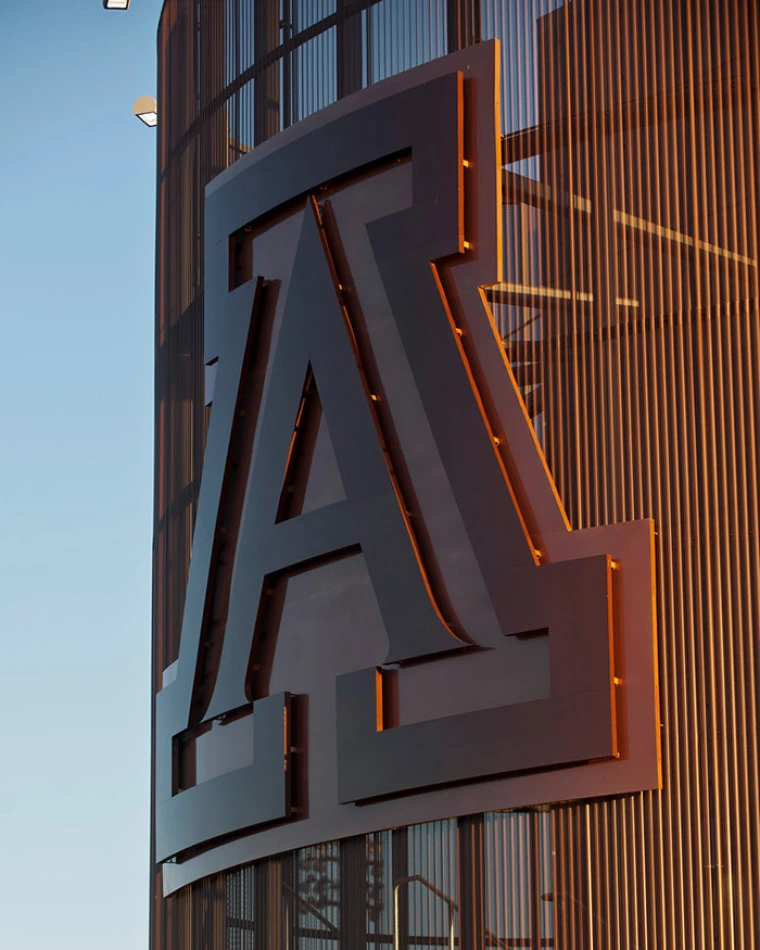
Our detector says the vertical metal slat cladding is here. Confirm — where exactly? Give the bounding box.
[152,1,760,947]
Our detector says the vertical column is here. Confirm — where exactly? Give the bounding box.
[254,0,282,145]
[281,0,292,129]
[529,813,546,950]
[537,0,577,514]
[337,0,363,98]
[255,854,292,948]
[457,815,485,950]
[199,0,227,178]
[392,828,409,950]
[189,875,226,950]
[585,0,621,527]
[447,0,481,54]
[340,836,368,946]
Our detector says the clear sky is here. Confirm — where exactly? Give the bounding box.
[0,2,162,948]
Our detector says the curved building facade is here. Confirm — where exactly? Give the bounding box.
[152,2,760,947]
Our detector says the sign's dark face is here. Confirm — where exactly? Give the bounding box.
[155,42,660,892]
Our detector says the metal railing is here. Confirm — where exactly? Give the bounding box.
[393,874,554,950]
[393,875,457,950]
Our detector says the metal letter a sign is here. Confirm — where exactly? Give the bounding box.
[155,43,660,886]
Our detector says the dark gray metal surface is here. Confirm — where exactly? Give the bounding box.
[156,693,290,861]
[336,554,616,803]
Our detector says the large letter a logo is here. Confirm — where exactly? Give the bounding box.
[205,196,468,719]
[155,42,659,876]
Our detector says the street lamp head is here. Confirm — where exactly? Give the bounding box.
[133,95,158,128]
[103,0,130,9]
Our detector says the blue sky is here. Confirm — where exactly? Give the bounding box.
[0,2,162,947]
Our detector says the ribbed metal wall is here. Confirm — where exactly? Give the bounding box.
[158,818,556,947]
[153,1,760,946]
[488,3,760,946]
